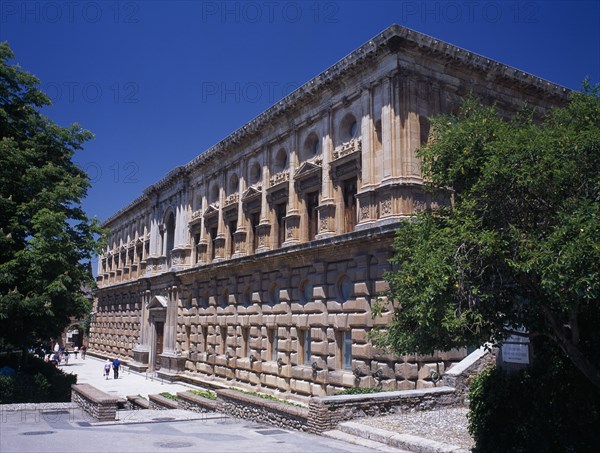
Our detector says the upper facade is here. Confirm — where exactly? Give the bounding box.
[96,24,567,288]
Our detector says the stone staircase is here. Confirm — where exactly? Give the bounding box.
[320,347,495,453]
[323,420,469,453]
[323,425,413,452]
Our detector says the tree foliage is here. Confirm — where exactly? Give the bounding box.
[468,336,600,452]
[0,42,102,351]
[376,84,600,389]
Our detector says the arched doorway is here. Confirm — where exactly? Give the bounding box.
[63,322,84,348]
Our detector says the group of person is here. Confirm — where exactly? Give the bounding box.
[104,357,121,379]
[45,344,87,366]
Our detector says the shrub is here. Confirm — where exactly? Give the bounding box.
[228,387,303,407]
[187,389,216,400]
[335,387,380,395]
[159,392,178,400]
[468,339,600,453]
[0,353,76,403]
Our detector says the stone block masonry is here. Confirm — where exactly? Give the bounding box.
[89,24,568,397]
[71,384,120,421]
[216,389,310,432]
[176,391,217,413]
[307,386,459,433]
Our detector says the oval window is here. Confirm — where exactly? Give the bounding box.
[338,276,353,302]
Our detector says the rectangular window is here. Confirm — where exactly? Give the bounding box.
[275,203,286,248]
[343,178,357,233]
[220,326,227,355]
[201,325,208,352]
[337,330,353,370]
[210,227,218,260]
[303,329,311,366]
[306,191,319,241]
[242,327,250,357]
[194,233,201,263]
[268,328,278,361]
[251,212,260,252]
[185,325,191,352]
[228,220,237,257]
[374,119,382,153]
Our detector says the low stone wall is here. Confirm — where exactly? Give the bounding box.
[442,346,498,401]
[126,395,150,410]
[216,389,309,432]
[307,386,459,433]
[71,384,119,421]
[176,391,217,413]
[148,394,178,410]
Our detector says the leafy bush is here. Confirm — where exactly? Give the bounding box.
[335,387,380,395]
[228,387,303,407]
[159,392,178,400]
[0,354,76,403]
[187,389,216,400]
[468,339,600,452]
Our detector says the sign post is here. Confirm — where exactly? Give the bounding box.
[500,327,530,371]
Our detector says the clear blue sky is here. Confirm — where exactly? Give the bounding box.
[1,0,599,268]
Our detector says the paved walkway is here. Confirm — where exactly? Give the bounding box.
[51,355,472,452]
[2,357,385,452]
[59,355,194,400]
[0,403,379,452]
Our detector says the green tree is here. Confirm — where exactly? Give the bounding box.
[374,84,600,390]
[0,42,102,352]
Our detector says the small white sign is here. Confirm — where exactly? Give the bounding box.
[502,340,530,364]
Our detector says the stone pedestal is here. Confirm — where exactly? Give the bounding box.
[156,352,187,381]
[282,212,301,246]
[129,345,149,372]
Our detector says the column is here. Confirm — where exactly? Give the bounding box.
[381,76,393,180]
[214,172,226,261]
[132,289,150,370]
[283,127,301,246]
[316,109,335,239]
[257,147,272,252]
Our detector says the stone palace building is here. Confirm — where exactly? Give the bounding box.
[89,25,567,397]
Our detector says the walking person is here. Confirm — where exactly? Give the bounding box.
[112,358,121,379]
[63,349,69,365]
[81,345,87,359]
[103,359,111,379]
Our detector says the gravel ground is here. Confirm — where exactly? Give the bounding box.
[358,407,475,450]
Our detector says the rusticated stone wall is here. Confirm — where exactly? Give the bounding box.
[88,287,141,360]
[90,24,567,398]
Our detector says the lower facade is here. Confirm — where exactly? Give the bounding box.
[89,224,465,397]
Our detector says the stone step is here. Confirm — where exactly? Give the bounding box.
[322,429,412,452]
[336,421,469,453]
[89,408,225,426]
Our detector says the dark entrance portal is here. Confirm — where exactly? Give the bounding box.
[155,321,164,370]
